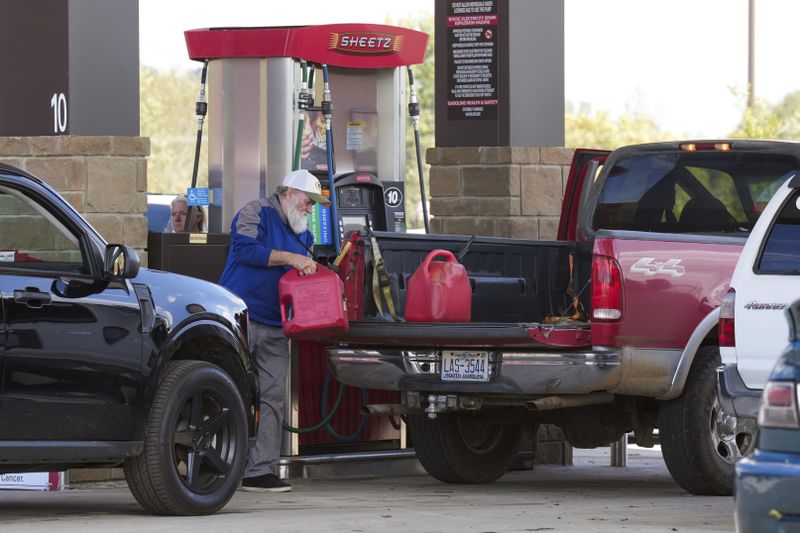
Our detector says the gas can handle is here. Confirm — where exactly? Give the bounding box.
[279,271,296,324]
[280,296,292,324]
[422,249,458,272]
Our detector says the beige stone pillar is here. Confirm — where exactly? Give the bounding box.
[426,146,575,240]
[0,136,150,264]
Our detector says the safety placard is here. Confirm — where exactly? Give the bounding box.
[187,187,209,206]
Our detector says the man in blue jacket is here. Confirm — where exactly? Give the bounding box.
[219,169,330,492]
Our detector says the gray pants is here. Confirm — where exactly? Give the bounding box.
[245,321,289,478]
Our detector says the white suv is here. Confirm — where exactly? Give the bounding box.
[718,171,800,420]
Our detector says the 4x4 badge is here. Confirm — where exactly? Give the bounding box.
[631,257,686,277]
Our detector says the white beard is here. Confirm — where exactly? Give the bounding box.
[286,200,309,234]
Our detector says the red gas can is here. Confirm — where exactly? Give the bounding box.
[405,249,471,322]
[279,267,349,339]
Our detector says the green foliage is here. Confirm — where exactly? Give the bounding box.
[565,101,675,150]
[140,66,208,194]
[729,88,800,140]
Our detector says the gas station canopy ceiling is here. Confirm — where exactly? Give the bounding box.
[185,23,428,68]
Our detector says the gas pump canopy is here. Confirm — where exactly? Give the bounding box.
[184,23,428,67]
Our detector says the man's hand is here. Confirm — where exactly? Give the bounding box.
[290,253,318,276]
[269,250,318,275]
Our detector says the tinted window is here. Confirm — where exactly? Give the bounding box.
[758,189,800,273]
[592,151,798,235]
[0,186,85,273]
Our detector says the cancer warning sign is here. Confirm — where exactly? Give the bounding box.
[446,0,499,121]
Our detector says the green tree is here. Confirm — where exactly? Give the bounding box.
[565,101,674,149]
[140,66,208,194]
[390,12,435,230]
[729,88,800,140]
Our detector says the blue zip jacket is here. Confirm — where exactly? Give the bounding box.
[219,194,313,326]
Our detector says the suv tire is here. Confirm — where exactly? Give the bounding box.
[124,360,248,515]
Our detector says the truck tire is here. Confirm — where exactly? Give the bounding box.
[408,411,521,483]
[124,360,248,515]
[659,346,757,496]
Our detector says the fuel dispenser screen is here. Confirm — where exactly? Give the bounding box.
[339,186,381,208]
[340,186,362,207]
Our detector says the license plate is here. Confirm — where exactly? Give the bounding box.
[441,350,490,382]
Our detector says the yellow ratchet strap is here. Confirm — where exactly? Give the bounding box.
[369,234,397,321]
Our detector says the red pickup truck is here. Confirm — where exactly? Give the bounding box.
[310,140,800,495]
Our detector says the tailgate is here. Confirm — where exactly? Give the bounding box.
[294,320,591,349]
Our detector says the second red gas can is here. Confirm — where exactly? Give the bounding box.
[405,249,471,322]
[279,267,349,339]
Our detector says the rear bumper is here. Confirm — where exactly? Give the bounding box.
[717,364,761,420]
[735,449,800,531]
[327,348,621,395]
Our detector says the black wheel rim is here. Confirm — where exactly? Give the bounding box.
[710,396,757,465]
[172,387,238,494]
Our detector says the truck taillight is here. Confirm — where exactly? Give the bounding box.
[591,255,623,321]
[758,381,800,429]
[719,288,736,347]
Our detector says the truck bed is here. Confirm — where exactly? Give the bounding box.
[311,232,593,349]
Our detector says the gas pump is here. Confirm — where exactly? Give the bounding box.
[182,24,429,474]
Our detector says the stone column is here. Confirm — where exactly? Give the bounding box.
[0,135,150,264]
[427,146,575,240]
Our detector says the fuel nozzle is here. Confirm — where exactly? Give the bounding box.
[298,61,314,110]
[407,66,420,130]
[298,91,313,110]
[195,60,209,128]
[321,64,333,119]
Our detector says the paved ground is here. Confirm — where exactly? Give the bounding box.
[0,447,733,533]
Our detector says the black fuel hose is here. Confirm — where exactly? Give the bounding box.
[407,66,430,234]
[184,60,208,232]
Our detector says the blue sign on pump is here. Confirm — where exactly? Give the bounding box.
[309,204,332,245]
[186,187,209,206]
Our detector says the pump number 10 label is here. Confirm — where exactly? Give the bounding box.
[441,350,490,382]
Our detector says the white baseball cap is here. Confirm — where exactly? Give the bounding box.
[282,169,331,206]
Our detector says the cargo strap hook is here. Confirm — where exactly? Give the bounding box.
[369,234,397,321]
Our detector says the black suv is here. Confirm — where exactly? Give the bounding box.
[0,163,257,515]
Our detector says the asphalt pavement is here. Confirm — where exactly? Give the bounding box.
[0,447,734,533]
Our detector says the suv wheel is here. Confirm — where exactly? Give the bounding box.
[124,360,248,515]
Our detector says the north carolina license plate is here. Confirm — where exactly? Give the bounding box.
[441,350,490,382]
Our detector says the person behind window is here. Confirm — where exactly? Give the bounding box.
[164,193,206,233]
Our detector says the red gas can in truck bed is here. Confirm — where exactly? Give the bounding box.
[405,249,471,322]
[279,267,349,338]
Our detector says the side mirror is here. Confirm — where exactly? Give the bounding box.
[104,244,140,279]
